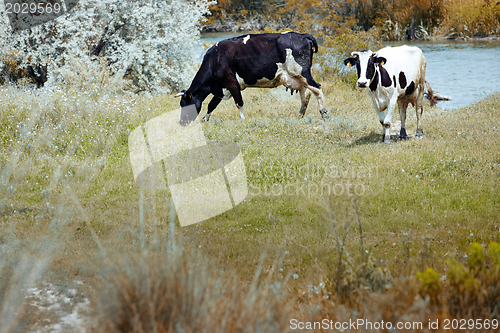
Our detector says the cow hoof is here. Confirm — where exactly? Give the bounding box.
[320,109,329,119]
[382,136,391,144]
[415,129,423,139]
[399,128,407,141]
[202,114,211,122]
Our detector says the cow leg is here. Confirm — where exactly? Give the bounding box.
[381,97,398,143]
[415,87,425,138]
[315,88,329,119]
[296,76,328,119]
[298,87,312,117]
[203,96,222,122]
[226,81,245,120]
[377,111,391,144]
[398,100,408,140]
[383,97,397,128]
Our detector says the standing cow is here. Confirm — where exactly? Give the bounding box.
[176,32,328,121]
[344,46,435,143]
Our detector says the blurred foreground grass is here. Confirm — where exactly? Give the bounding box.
[1,80,499,331]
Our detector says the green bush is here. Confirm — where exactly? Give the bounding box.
[416,242,500,318]
[415,268,442,305]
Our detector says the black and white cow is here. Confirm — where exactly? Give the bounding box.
[344,46,435,143]
[176,32,328,121]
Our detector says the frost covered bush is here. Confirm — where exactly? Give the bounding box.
[0,0,212,93]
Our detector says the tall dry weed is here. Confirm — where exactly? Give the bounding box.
[0,82,138,331]
[441,0,500,37]
[95,218,292,333]
[0,249,48,333]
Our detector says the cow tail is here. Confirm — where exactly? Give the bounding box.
[305,34,318,53]
[425,80,436,107]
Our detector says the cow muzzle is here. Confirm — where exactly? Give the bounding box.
[357,81,368,88]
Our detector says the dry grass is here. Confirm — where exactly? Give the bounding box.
[1,79,499,331]
[440,0,500,37]
[95,227,292,333]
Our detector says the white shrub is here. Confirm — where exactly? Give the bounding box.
[0,0,212,93]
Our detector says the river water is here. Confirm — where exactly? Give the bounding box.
[198,33,500,110]
[387,39,500,109]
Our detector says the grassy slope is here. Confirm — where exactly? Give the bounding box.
[1,80,499,306]
[182,81,500,283]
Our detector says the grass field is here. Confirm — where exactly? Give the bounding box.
[1,79,500,331]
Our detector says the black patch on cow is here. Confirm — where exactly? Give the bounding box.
[366,58,375,80]
[393,75,396,87]
[379,66,392,87]
[355,62,361,78]
[369,71,379,91]
[399,72,407,89]
[405,81,415,95]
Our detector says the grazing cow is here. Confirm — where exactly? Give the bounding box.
[176,32,328,121]
[344,46,435,143]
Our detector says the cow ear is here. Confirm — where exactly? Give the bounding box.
[374,57,387,66]
[344,57,356,67]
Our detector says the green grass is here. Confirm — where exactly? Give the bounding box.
[1,80,500,330]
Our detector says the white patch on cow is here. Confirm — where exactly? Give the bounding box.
[222,88,232,100]
[281,31,292,34]
[352,50,374,88]
[243,35,250,44]
[275,49,304,90]
[236,73,246,88]
[215,41,219,47]
[284,49,302,76]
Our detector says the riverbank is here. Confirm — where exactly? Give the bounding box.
[205,0,500,40]
[432,34,500,41]
[202,21,500,42]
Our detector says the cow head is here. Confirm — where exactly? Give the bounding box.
[344,51,387,88]
[175,89,203,114]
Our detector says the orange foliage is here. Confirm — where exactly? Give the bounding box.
[203,0,499,39]
[0,51,33,85]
